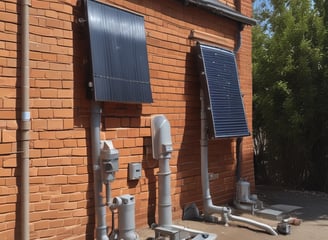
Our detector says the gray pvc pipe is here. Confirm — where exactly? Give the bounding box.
[21,1,30,239]
[91,102,109,240]
[200,90,229,222]
[228,213,278,236]
[112,195,139,240]
[200,90,277,236]
[158,157,173,227]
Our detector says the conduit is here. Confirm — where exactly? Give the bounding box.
[21,1,30,239]
[90,102,109,240]
[152,115,217,239]
[158,155,173,227]
[200,90,278,236]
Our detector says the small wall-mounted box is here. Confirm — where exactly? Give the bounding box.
[128,162,142,180]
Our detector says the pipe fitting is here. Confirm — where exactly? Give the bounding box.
[111,196,123,210]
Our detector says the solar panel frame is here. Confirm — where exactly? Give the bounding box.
[85,0,152,103]
[197,44,250,138]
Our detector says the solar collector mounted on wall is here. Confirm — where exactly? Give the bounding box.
[85,0,152,103]
[197,43,250,139]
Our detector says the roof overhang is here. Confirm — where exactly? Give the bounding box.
[182,0,257,26]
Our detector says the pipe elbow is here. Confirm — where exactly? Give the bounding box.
[110,196,123,210]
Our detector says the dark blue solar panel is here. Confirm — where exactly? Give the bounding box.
[198,44,249,138]
[86,0,152,103]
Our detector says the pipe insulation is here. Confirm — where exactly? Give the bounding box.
[200,90,277,236]
[21,0,30,239]
[90,102,109,240]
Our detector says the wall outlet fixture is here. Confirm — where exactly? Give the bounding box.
[128,162,142,180]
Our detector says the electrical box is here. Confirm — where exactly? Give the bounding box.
[128,162,141,180]
[100,140,119,183]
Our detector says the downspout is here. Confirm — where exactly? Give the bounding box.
[200,90,230,223]
[158,155,173,227]
[236,137,242,181]
[90,101,109,240]
[200,91,277,236]
[21,1,30,240]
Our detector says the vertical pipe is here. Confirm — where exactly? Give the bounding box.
[21,1,30,239]
[236,137,242,181]
[115,195,139,240]
[158,157,172,227]
[200,90,227,219]
[200,89,277,236]
[90,101,109,240]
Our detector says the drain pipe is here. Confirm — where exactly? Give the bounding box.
[236,137,242,181]
[200,90,230,223]
[151,115,173,227]
[200,90,277,236]
[21,1,30,239]
[90,101,109,240]
[158,155,173,227]
[152,115,217,239]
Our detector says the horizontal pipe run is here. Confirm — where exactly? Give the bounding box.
[228,213,278,236]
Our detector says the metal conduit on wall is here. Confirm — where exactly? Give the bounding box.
[90,102,109,240]
[21,0,30,239]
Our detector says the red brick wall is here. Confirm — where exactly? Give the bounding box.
[0,0,254,239]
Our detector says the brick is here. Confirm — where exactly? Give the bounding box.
[2,158,16,168]
[63,166,76,175]
[0,11,16,24]
[38,109,53,119]
[1,129,15,143]
[47,119,63,130]
[44,175,68,186]
[123,138,136,148]
[67,175,88,184]
[49,140,64,149]
[41,149,59,157]
[34,220,50,230]
[61,185,76,194]
[40,89,58,98]
[0,204,15,214]
[63,139,77,148]
[0,168,12,177]
[0,143,13,154]
[38,167,62,176]
[53,109,73,118]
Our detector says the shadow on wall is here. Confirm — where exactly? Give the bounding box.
[141,136,158,227]
[72,1,95,238]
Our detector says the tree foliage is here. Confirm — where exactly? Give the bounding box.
[253,0,328,192]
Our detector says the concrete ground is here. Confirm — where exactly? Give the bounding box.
[137,186,328,240]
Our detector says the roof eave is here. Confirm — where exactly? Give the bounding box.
[183,0,257,26]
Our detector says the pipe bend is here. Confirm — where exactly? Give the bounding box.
[228,213,278,236]
[111,196,123,210]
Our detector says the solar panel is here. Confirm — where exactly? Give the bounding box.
[85,0,152,103]
[198,44,250,138]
